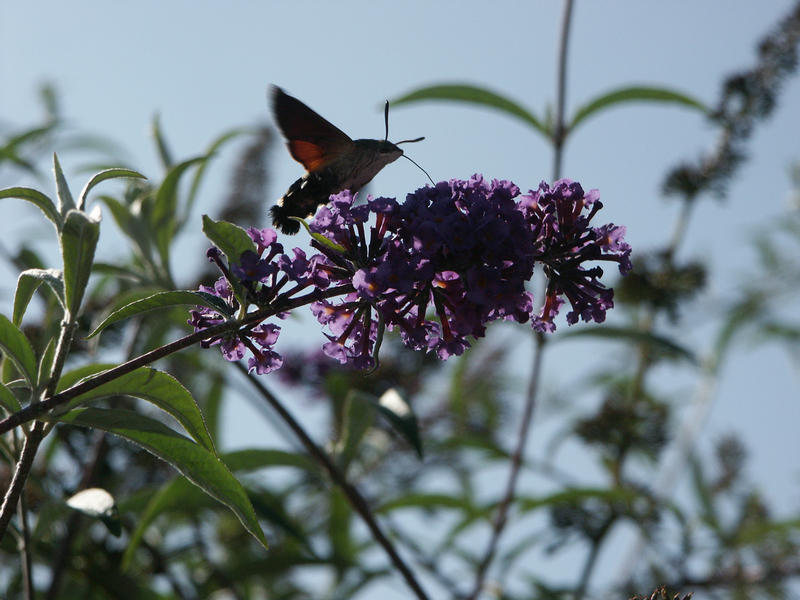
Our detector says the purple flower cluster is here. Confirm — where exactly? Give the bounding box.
[192,176,631,372]
[307,175,630,367]
[520,180,632,331]
[189,227,326,374]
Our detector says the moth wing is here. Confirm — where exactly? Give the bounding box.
[271,86,354,172]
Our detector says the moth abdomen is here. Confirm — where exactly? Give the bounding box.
[271,169,343,234]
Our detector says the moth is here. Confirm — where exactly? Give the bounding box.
[270,86,425,234]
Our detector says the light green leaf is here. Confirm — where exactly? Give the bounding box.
[56,365,214,452]
[60,209,100,317]
[391,83,547,136]
[569,85,708,132]
[13,268,65,325]
[0,313,37,386]
[53,153,76,215]
[78,168,146,211]
[55,407,268,550]
[0,186,61,229]
[183,128,249,225]
[151,113,173,169]
[296,218,347,253]
[86,290,231,339]
[201,215,257,264]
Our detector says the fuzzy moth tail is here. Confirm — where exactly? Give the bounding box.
[270,204,301,235]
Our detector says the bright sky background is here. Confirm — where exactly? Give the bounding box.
[2,2,800,597]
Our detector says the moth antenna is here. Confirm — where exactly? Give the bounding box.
[401,154,435,186]
[384,100,390,141]
[396,136,425,145]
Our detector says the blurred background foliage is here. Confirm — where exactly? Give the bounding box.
[1,4,800,600]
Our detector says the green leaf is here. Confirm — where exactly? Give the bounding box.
[77,168,147,211]
[379,493,472,514]
[98,194,155,263]
[0,186,61,229]
[558,325,696,363]
[201,215,257,264]
[0,313,37,386]
[55,407,268,550]
[151,113,173,169]
[569,85,708,132]
[55,365,215,452]
[221,448,316,473]
[338,393,377,472]
[350,388,424,459]
[0,381,22,413]
[60,209,100,317]
[36,337,58,391]
[13,268,65,325]
[391,83,547,136]
[182,128,249,225]
[87,290,231,339]
[53,153,76,216]
[123,447,313,569]
[296,218,347,253]
[152,155,207,269]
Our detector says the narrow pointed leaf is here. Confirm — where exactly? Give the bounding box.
[86,290,232,339]
[13,268,65,325]
[296,218,347,252]
[53,153,76,215]
[123,447,312,569]
[183,128,249,225]
[55,366,214,452]
[558,325,696,363]
[569,85,708,132]
[60,209,100,316]
[98,194,154,262]
[151,114,173,169]
[152,155,207,268]
[202,215,257,264]
[0,186,61,229]
[78,168,146,210]
[0,314,37,386]
[391,83,547,136]
[54,407,268,549]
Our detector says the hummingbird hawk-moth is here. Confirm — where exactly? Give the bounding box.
[269,86,424,234]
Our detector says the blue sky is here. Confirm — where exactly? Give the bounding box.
[2,2,800,596]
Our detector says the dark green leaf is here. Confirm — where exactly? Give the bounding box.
[87,290,231,339]
[152,156,207,270]
[55,366,214,452]
[391,83,547,136]
[0,313,37,386]
[0,186,61,229]
[379,493,472,513]
[13,268,64,325]
[201,214,257,264]
[558,325,696,363]
[77,168,146,211]
[0,381,22,413]
[60,209,100,317]
[54,407,268,550]
[569,85,708,132]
